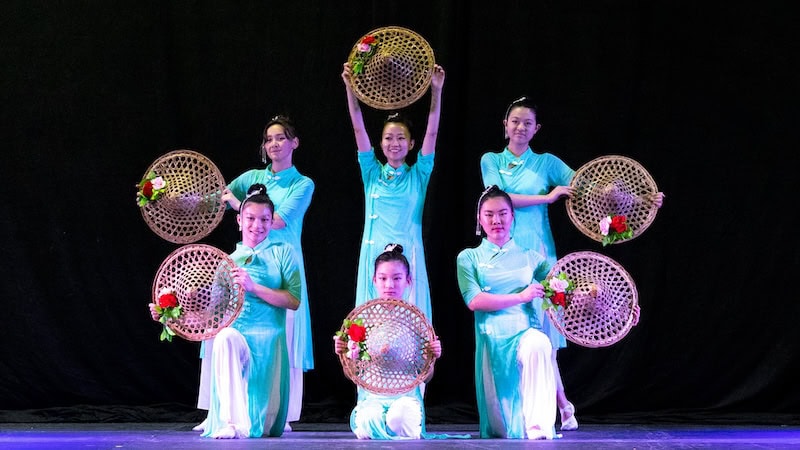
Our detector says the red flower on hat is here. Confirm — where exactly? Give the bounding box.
[136,171,167,207]
[542,272,574,311]
[600,214,634,246]
[551,291,567,308]
[158,291,178,309]
[336,318,370,361]
[347,322,366,342]
[610,215,628,233]
[142,180,153,198]
[153,288,182,342]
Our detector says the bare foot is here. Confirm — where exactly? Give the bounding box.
[191,418,208,432]
[211,424,239,439]
[526,425,549,440]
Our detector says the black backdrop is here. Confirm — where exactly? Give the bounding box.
[2,1,798,424]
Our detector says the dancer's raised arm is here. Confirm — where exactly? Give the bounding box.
[341,62,372,152]
[419,64,445,157]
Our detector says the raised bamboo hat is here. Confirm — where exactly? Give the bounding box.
[566,155,660,245]
[137,149,227,244]
[545,251,639,348]
[337,298,436,395]
[346,26,435,110]
[152,244,244,341]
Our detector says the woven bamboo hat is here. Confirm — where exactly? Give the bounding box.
[137,149,227,244]
[566,155,660,245]
[347,26,435,110]
[337,298,436,395]
[544,251,639,348]
[152,244,244,341]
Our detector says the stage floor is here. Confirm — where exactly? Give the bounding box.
[2,422,800,449]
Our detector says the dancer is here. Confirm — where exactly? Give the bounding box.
[149,184,300,438]
[333,244,441,440]
[340,61,445,321]
[456,185,557,439]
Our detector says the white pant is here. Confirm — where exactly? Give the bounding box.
[517,328,557,439]
[353,396,422,439]
[205,327,252,438]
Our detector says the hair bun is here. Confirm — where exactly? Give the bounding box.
[383,243,404,254]
[247,183,268,196]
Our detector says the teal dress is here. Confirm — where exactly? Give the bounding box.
[480,148,574,348]
[228,165,315,370]
[456,238,552,439]
[202,238,302,438]
[355,150,434,321]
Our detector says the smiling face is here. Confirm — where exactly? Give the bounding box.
[372,260,412,299]
[237,202,273,248]
[380,122,413,168]
[503,106,540,151]
[263,124,298,165]
[478,196,514,246]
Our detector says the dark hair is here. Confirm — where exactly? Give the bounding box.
[260,115,298,163]
[239,183,274,215]
[504,96,538,120]
[475,185,514,236]
[383,111,414,134]
[373,243,410,276]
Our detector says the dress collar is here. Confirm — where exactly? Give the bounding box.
[381,163,408,181]
[481,237,516,254]
[236,237,271,263]
[499,148,531,175]
[264,164,298,181]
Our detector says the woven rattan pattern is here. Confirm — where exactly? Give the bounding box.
[545,251,638,348]
[347,26,435,110]
[338,298,435,395]
[566,155,659,244]
[152,244,244,341]
[140,149,226,244]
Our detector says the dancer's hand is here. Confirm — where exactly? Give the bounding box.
[333,335,346,354]
[429,336,442,359]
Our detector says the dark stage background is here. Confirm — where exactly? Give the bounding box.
[2,1,798,425]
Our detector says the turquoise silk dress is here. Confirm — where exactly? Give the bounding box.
[480,148,574,348]
[228,165,315,371]
[456,238,554,439]
[355,150,434,320]
[202,238,302,438]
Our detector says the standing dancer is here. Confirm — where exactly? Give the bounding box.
[221,115,314,431]
[340,61,445,321]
